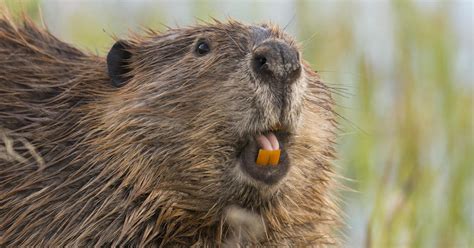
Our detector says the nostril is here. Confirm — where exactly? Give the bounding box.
[254,55,267,69]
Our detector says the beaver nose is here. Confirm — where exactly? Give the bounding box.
[252,39,301,84]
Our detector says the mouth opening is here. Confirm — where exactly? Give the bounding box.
[238,129,291,185]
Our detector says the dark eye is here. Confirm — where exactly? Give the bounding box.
[195,41,210,56]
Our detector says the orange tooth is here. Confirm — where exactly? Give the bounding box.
[269,150,281,166]
[256,149,271,166]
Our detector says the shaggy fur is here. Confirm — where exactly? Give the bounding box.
[0,14,339,247]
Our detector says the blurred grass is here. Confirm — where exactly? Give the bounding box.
[1,0,473,247]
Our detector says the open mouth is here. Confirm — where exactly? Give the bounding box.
[238,129,291,185]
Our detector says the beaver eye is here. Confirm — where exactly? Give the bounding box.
[195,41,210,56]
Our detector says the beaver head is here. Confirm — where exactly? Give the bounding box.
[101,21,338,245]
[105,21,333,186]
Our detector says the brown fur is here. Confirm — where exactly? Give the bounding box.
[0,14,340,247]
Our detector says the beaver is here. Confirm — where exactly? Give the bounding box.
[0,14,339,247]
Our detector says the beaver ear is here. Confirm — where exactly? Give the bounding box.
[107,40,133,87]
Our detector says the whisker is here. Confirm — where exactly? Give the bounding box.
[305,89,367,135]
[300,31,321,48]
[283,13,297,32]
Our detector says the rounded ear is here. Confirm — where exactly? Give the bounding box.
[107,40,133,87]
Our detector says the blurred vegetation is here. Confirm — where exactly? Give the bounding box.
[1,0,473,247]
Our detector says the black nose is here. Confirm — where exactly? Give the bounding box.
[252,39,301,84]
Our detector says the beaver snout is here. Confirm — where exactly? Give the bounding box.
[251,39,301,84]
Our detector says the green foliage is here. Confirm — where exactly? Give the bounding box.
[2,0,40,20]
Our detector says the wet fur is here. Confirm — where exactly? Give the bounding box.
[0,15,340,246]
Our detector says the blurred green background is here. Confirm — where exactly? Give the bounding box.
[2,0,473,247]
